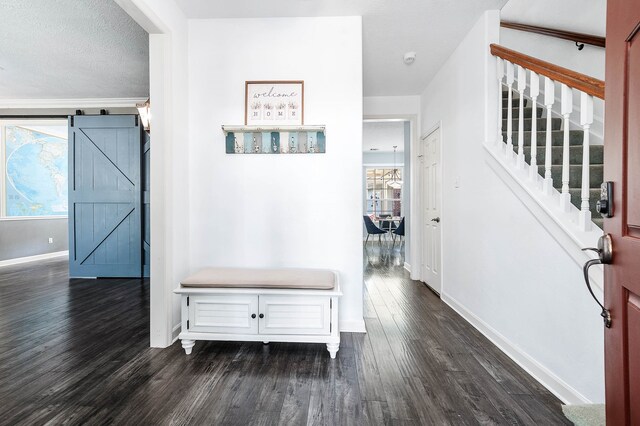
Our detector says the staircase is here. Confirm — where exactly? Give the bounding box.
[501,92,604,229]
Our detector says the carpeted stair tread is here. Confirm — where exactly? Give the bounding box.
[502,106,544,118]
[538,164,603,189]
[503,117,562,131]
[561,403,605,425]
[501,87,604,229]
[502,98,528,108]
[503,130,584,146]
[568,188,600,199]
[512,144,604,165]
[569,188,602,218]
[592,218,604,230]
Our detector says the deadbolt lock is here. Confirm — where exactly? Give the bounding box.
[596,182,613,218]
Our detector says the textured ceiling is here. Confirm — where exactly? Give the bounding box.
[174,0,507,96]
[0,0,149,99]
[363,121,406,153]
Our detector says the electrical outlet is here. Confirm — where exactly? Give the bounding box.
[48,238,53,244]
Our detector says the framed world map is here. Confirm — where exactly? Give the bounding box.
[2,123,68,217]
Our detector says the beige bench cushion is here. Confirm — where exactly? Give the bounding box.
[181,268,336,290]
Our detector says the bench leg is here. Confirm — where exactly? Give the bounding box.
[181,339,195,355]
[327,343,339,359]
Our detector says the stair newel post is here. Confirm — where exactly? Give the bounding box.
[496,57,504,147]
[560,84,573,212]
[528,71,540,180]
[505,61,515,158]
[543,77,555,195]
[516,65,527,169]
[579,92,594,231]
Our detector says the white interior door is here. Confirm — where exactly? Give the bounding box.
[421,129,442,293]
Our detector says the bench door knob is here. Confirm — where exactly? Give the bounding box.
[259,313,264,319]
[251,314,256,319]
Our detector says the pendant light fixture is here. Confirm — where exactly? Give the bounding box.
[387,145,402,189]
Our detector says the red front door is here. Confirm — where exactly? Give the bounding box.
[604,0,640,424]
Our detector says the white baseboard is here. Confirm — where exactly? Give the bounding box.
[0,250,68,268]
[172,323,181,343]
[403,262,411,273]
[442,293,591,405]
[340,319,367,333]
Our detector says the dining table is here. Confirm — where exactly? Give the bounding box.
[375,216,402,239]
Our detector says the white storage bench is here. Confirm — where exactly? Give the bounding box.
[174,268,342,358]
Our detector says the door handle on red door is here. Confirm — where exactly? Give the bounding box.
[431,217,440,223]
[582,234,613,328]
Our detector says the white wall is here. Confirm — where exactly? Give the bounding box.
[364,96,420,118]
[363,121,405,152]
[188,17,365,332]
[363,151,401,165]
[118,0,191,347]
[420,10,604,403]
[501,0,605,79]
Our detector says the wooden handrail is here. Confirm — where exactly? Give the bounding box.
[490,44,605,99]
[501,21,606,48]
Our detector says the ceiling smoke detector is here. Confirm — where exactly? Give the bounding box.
[403,52,416,65]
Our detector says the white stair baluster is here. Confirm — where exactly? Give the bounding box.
[579,92,594,231]
[497,57,504,147]
[529,71,540,180]
[560,84,573,211]
[543,78,555,195]
[516,65,527,168]
[505,61,515,158]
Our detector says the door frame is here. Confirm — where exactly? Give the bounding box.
[419,121,444,294]
[115,0,189,348]
[363,115,419,279]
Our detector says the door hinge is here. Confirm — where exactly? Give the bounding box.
[187,320,190,329]
[330,299,332,309]
[187,296,189,307]
[330,322,332,332]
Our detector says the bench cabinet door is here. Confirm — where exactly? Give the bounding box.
[259,295,331,335]
[189,295,259,334]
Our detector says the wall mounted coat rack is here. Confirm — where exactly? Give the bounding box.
[222,125,326,154]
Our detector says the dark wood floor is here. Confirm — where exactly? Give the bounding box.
[0,247,570,425]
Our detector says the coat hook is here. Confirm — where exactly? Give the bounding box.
[576,41,585,51]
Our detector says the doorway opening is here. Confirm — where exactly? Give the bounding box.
[0,1,154,336]
[362,120,410,267]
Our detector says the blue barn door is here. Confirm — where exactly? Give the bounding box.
[68,115,143,278]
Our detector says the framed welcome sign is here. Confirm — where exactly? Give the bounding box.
[245,81,304,125]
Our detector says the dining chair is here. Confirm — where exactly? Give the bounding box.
[363,216,387,244]
[392,217,405,244]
